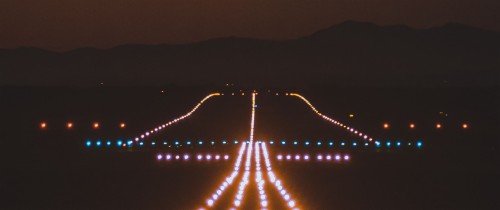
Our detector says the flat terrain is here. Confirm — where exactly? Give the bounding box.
[1,87,498,209]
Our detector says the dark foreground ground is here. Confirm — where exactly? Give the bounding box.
[1,86,499,210]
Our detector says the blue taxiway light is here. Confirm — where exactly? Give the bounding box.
[416,141,423,148]
[305,141,310,146]
[317,142,322,146]
[86,141,91,147]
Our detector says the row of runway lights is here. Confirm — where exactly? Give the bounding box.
[205,141,247,208]
[290,93,374,142]
[277,154,350,162]
[84,140,423,148]
[40,122,126,129]
[269,140,423,148]
[133,93,220,142]
[39,121,469,130]
[157,153,230,161]
[262,142,299,209]
[382,123,469,129]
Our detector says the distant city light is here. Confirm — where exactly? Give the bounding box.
[462,123,468,129]
[66,122,73,129]
[120,123,126,128]
[40,122,47,129]
[93,122,99,129]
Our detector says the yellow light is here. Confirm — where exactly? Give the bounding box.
[120,123,126,128]
[40,122,47,129]
[93,122,99,129]
[349,114,354,118]
[436,123,441,129]
[462,123,468,129]
[67,122,73,129]
[383,123,389,129]
[410,123,415,129]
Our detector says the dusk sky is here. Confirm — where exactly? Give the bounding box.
[1,0,499,51]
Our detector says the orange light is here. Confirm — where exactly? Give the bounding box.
[410,123,415,129]
[436,123,442,129]
[40,122,47,129]
[383,123,389,129]
[67,122,73,129]
[462,123,468,129]
[93,122,99,129]
[120,123,126,128]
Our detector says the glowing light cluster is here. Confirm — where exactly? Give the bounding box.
[232,140,253,207]
[290,93,374,142]
[261,142,299,209]
[205,142,248,208]
[249,92,256,142]
[276,154,350,162]
[156,153,229,161]
[134,93,220,141]
[254,142,268,208]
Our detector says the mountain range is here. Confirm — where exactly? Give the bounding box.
[1,21,499,87]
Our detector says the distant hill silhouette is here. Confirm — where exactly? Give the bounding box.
[1,21,499,87]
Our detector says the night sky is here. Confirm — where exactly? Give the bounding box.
[1,0,499,51]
